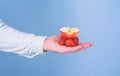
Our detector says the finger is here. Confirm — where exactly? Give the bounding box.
[62,45,83,53]
[57,42,93,53]
[81,42,93,49]
[69,45,83,53]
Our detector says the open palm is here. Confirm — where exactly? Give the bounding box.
[43,35,93,53]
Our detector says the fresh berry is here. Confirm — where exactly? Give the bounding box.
[65,39,76,47]
[73,37,79,45]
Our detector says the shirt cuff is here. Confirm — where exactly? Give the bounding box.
[25,36,48,58]
[0,19,4,27]
[33,36,48,54]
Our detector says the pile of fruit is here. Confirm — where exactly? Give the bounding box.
[59,27,80,47]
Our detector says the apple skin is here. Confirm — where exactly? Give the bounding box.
[60,31,79,38]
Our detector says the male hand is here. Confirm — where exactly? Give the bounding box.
[43,35,93,53]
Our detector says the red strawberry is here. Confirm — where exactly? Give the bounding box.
[65,39,76,47]
[60,36,67,41]
[59,39,65,45]
[73,37,79,45]
[59,36,67,45]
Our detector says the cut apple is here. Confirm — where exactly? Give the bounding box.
[60,27,80,38]
[59,27,80,47]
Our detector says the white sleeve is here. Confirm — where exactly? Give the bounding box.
[0,19,47,58]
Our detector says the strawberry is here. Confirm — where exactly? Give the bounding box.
[65,39,76,47]
[73,37,79,45]
[59,36,67,45]
[60,36,67,41]
[59,40,65,45]
[59,39,65,45]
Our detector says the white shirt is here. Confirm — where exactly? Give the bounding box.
[0,19,47,58]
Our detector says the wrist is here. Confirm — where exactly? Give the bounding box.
[43,37,49,51]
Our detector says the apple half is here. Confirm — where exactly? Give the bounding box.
[60,27,80,38]
[59,27,80,47]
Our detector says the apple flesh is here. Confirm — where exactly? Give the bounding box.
[60,27,79,38]
[59,27,80,47]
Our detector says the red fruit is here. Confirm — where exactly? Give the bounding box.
[60,36,67,41]
[65,39,76,47]
[59,39,65,45]
[60,27,80,38]
[59,36,67,45]
[73,37,79,45]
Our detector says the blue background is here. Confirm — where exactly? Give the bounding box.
[0,0,120,76]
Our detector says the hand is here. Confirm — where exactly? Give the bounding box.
[43,35,93,53]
